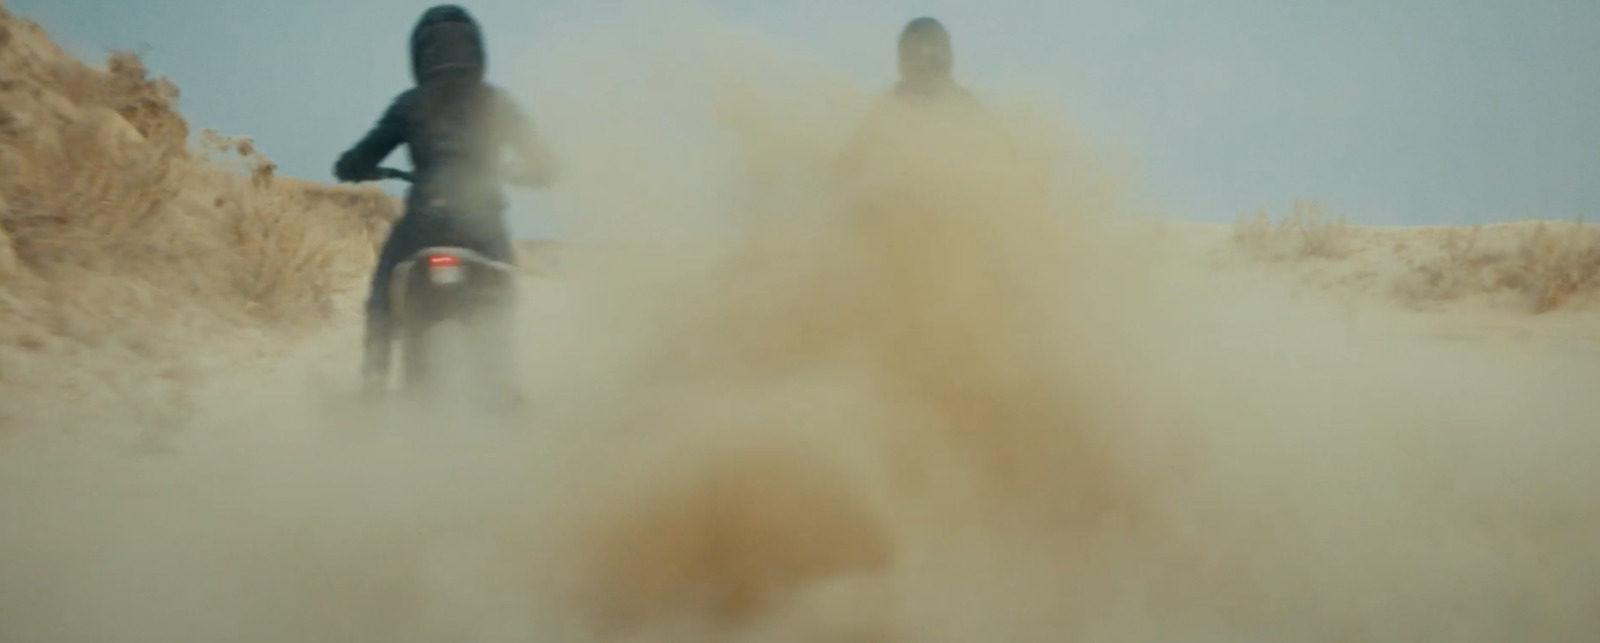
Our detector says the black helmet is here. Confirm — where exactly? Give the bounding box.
[410,4,486,84]
[897,17,952,81]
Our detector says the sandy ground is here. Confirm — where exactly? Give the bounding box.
[2,222,1597,643]
[3,5,1598,640]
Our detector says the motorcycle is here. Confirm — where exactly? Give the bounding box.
[362,166,525,408]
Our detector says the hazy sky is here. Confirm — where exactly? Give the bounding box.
[13,0,1600,237]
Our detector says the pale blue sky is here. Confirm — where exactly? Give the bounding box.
[13,0,1600,237]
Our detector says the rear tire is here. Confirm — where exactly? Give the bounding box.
[391,256,520,410]
[399,316,436,397]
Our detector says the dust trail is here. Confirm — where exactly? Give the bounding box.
[3,5,1600,643]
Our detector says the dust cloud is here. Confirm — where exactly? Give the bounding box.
[3,7,1599,643]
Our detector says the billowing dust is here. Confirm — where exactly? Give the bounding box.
[2,9,1599,643]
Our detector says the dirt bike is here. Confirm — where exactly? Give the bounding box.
[363,166,525,407]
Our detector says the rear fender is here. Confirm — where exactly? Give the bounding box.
[389,246,518,328]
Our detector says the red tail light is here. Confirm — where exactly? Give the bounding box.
[427,254,462,267]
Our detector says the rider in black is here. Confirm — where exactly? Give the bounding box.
[838,16,986,177]
[888,16,979,106]
[333,4,561,393]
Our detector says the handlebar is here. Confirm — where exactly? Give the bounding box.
[374,167,415,183]
[363,165,551,188]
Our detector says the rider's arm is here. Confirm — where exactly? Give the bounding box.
[333,90,413,183]
[491,88,562,187]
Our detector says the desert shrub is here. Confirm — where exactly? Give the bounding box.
[1392,219,1600,313]
[0,23,398,334]
[1233,200,1349,261]
[1507,219,1600,312]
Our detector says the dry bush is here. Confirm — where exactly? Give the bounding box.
[0,7,397,334]
[1395,226,1499,303]
[1392,219,1600,312]
[193,130,394,324]
[1233,200,1349,261]
[101,51,188,158]
[213,176,359,324]
[1506,219,1600,312]
[1,117,179,276]
[0,4,401,434]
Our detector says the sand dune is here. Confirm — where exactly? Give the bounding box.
[0,3,400,440]
[2,4,1598,642]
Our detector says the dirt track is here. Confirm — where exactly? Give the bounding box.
[4,229,1599,642]
[3,3,1599,639]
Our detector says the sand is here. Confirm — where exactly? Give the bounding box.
[2,3,1598,641]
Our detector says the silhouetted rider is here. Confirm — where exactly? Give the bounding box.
[333,4,560,393]
[889,16,980,106]
[838,16,988,177]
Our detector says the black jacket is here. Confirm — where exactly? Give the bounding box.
[333,83,560,214]
[333,4,559,215]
